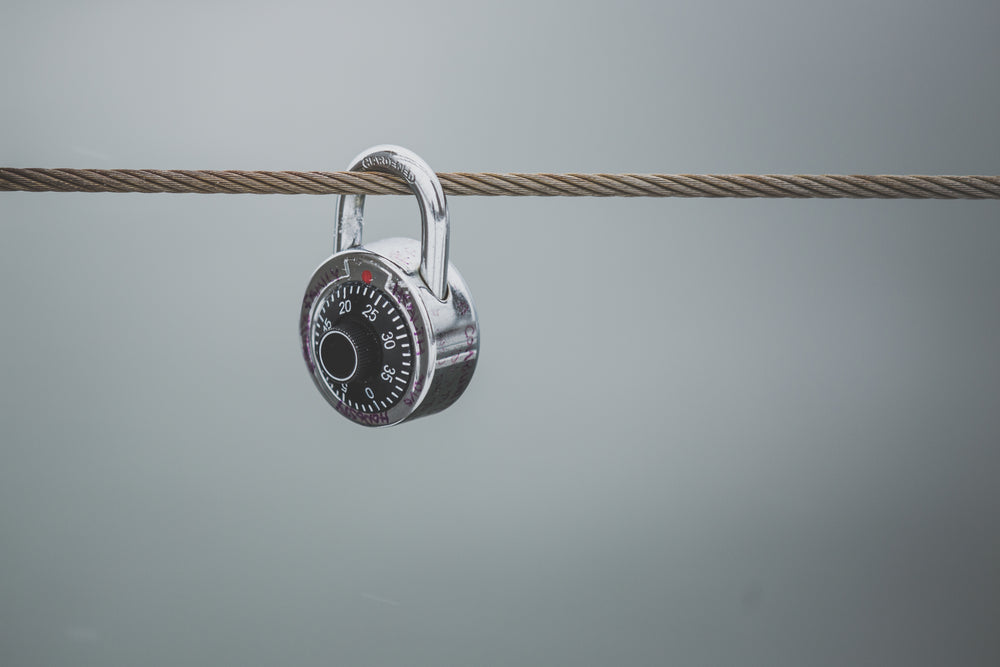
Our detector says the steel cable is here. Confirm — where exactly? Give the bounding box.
[0,168,998,199]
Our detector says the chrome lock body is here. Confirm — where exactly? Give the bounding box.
[300,146,479,426]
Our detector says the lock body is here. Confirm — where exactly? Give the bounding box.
[300,145,479,427]
[301,238,478,426]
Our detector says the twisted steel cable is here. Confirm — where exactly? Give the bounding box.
[1,168,998,199]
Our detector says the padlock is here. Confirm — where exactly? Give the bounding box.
[300,145,480,426]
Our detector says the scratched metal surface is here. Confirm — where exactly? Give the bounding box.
[1,1,999,666]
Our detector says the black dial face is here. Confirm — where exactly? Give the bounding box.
[312,280,415,413]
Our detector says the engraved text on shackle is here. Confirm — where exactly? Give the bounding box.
[361,155,416,183]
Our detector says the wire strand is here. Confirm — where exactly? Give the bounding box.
[1,168,998,199]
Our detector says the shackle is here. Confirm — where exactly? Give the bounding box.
[334,145,450,300]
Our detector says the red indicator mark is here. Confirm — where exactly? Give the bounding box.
[362,270,373,284]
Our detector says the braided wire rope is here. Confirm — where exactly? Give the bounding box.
[1,168,999,199]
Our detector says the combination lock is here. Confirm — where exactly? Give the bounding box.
[300,145,480,426]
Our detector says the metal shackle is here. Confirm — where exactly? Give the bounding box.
[334,145,450,300]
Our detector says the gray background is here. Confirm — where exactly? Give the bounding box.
[2,1,999,665]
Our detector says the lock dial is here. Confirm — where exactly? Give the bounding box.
[312,280,415,413]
